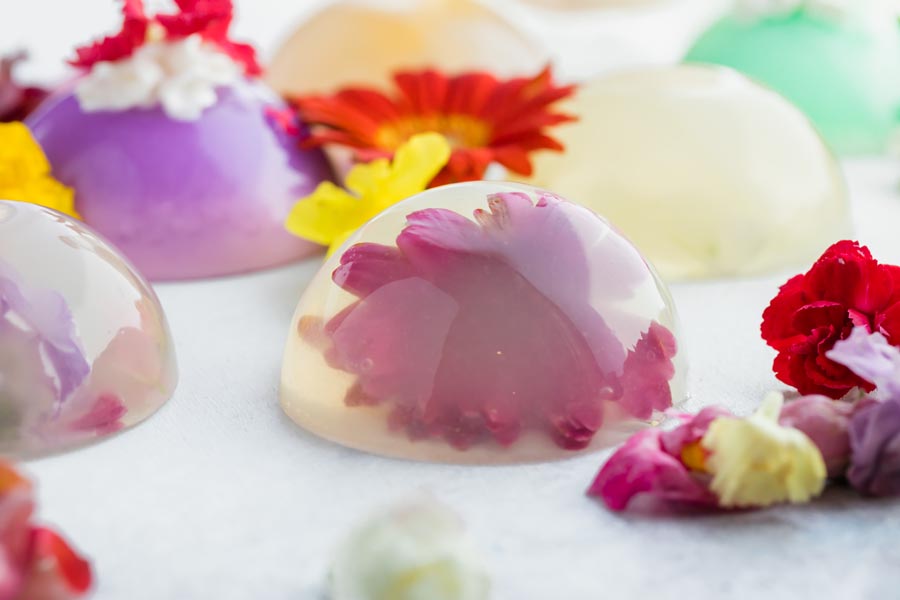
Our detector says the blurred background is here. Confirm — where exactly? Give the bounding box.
[1,0,736,83]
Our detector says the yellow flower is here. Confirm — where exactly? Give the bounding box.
[702,392,827,508]
[0,122,79,218]
[285,132,451,256]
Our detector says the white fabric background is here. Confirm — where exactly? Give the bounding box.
[2,1,900,598]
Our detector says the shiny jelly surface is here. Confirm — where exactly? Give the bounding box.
[522,65,850,280]
[26,79,334,281]
[281,182,685,463]
[685,11,900,155]
[266,0,547,95]
[0,201,177,456]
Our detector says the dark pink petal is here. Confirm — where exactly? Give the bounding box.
[619,322,678,419]
[324,193,678,450]
[587,429,716,511]
[66,395,127,436]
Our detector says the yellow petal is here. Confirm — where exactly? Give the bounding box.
[0,122,51,183]
[285,181,362,247]
[344,157,392,200]
[375,132,451,211]
[702,392,827,508]
[0,122,79,218]
[286,133,452,252]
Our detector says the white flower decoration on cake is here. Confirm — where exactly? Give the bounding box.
[735,0,855,19]
[75,34,241,121]
[330,499,490,600]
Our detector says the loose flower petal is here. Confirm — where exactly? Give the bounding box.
[846,398,900,497]
[331,499,490,600]
[827,326,900,400]
[702,392,827,507]
[286,133,451,255]
[778,395,853,478]
[588,427,717,511]
[0,463,91,600]
[0,123,78,218]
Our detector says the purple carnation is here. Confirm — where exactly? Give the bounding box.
[847,398,900,496]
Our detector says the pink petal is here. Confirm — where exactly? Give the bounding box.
[588,429,716,511]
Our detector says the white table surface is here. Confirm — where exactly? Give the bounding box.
[4,1,900,598]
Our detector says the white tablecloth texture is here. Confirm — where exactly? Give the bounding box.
[3,0,900,598]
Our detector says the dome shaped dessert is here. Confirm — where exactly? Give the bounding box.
[26,0,334,281]
[0,200,177,456]
[266,0,546,96]
[521,65,850,280]
[685,3,900,155]
[281,182,685,463]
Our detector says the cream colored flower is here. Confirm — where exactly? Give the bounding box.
[330,499,490,600]
[702,392,827,508]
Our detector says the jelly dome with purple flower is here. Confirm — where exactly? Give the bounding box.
[24,0,334,281]
[0,201,177,456]
[280,182,686,463]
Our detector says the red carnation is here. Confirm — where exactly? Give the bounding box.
[761,241,900,398]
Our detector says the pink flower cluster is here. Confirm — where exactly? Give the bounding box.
[590,327,900,512]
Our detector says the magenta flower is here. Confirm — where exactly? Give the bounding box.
[846,398,900,496]
[587,409,726,511]
[317,192,679,451]
[0,52,48,122]
[779,395,853,478]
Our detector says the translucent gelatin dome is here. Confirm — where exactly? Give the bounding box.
[685,9,900,155]
[266,0,547,96]
[25,80,334,281]
[0,201,177,456]
[522,65,850,280]
[280,182,685,463]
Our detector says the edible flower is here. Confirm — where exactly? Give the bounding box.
[590,395,828,511]
[702,392,827,507]
[294,67,575,186]
[0,123,77,218]
[0,462,92,599]
[0,52,48,122]
[330,498,490,600]
[71,0,260,75]
[827,327,900,496]
[285,132,451,255]
[761,241,900,398]
[70,0,260,120]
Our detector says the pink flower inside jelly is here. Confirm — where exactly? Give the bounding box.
[299,190,680,452]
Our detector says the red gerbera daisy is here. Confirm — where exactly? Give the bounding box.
[294,67,576,186]
[70,0,261,76]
